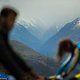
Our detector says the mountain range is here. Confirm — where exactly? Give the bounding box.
[38,18,80,57]
[10,20,57,52]
[10,23,42,50]
[10,17,80,57]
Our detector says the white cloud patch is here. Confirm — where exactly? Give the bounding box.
[0,0,80,31]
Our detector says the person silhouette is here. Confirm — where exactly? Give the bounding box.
[0,7,45,80]
[56,39,80,79]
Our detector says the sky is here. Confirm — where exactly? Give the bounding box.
[0,0,80,31]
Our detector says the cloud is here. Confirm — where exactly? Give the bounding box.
[0,0,9,2]
[0,0,80,30]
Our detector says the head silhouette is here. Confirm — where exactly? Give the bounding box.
[0,7,18,32]
[57,39,76,61]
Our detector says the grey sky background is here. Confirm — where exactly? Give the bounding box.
[0,0,80,30]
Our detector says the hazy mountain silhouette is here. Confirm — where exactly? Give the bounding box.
[38,18,80,57]
[10,23,43,50]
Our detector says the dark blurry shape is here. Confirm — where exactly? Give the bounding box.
[57,39,75,60]
[0,7,37,80]
[0,6,18,32]
[1,7,17,17]
[70,77,78,80]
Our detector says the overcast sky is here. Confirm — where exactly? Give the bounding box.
[0,0,80,30]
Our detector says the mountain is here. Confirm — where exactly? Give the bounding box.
[17,21,57,42]
[10,40,80,80]
[38,18,80,57]
[19,21,45,41]
[10,23,42,50]
[10,40,58,77]
[10,21,60,53]
[43,25,58,42]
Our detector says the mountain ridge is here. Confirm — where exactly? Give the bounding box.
[38,17,80,57]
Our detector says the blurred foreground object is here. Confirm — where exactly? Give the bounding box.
[0,6,41,80]
[56,39,80,79]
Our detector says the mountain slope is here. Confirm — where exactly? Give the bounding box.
[38,18,80,57]
[10,23,42,50]
[19,21,45,41]
[10,21,60,52]
[10,40,58,77]
[10,40,80,79]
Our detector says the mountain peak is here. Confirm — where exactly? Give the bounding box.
[17,21,31,29]
[72,17,80,25]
